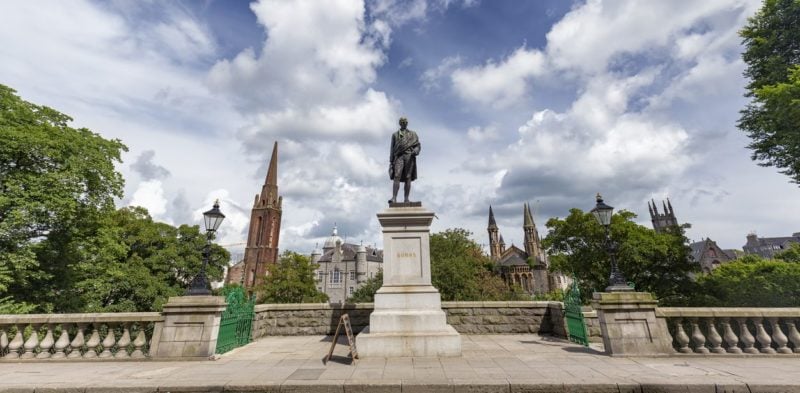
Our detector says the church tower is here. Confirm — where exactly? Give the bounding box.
[523,203,543,264]
[487,205,502,260]
[648,198,678,233]
[242,142,283,289]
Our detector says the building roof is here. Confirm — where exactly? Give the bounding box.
[322,226,343,249]
[316,242,383,263]
[498,253,529,267]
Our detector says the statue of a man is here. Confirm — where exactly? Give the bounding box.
[389,117,421,204]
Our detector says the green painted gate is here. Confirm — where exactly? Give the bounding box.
[564,279,589,347]
[215,287,255,354]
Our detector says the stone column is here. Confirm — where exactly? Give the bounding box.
[592,292,673,356]
[356,205,461,357]
[153,296,227,359]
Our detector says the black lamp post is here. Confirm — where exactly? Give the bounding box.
[187,199,226,296]
[590,193,633,292]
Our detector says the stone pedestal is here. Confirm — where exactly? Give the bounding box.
[592,292,673,356]
[356,206,462,357]
[153,296,227,359]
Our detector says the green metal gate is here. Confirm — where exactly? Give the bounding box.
[215,287,255,354]
[564,279,589,347]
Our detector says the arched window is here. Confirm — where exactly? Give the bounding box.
[331,269,341,284]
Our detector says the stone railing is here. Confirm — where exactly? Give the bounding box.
[252,301,567,338]
[658,308,800,354]
[0,313,163,360]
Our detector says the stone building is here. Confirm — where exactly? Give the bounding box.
[688,238,737,273]
[648,199,679,233]
[487,204,569,295]
[311,226,383,304]
[743,232,800,259]
[239,142,283,289]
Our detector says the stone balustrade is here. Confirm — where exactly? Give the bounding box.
[657,308,800,354]
[0,312,163,360]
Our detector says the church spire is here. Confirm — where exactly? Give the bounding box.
[488,205,498,228]
[265,141,278,187]
[523,202,534,228]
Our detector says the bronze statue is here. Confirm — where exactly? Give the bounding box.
[389,117,421,204]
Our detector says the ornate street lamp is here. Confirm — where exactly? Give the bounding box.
[590,193,633,292]
[187,199,226,296]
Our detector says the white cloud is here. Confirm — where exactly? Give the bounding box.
[466,125,499,142]
[451,46,545,108]
[129,180,169,219]
[544,0,756,75]
[370,0,428,26]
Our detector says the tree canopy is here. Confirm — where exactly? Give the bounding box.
[690,254,800,307]
[256,251,329,304]
[430,228,527,301]
[543,209,698,304]
[0,84,229,313]
[738,0,800,184]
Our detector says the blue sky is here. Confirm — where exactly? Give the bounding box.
[1,0,798,258]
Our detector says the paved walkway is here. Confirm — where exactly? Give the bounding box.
[1,335,800,392]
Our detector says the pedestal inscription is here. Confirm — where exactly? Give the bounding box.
[356,206,462,357]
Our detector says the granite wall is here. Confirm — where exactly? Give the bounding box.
[252,301,568,339]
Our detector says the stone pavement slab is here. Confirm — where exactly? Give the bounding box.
[1,335,799,392]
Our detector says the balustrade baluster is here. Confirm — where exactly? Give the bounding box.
[68,323,86,358]
[786,320,800,353]
[0,325,8,357]
[706,318,725,353]
[115,323,131,358]
[98,323,116,358]
[51,323,71,359]
[673,318,692,353]
[768,317,791,354]
[130,324,147,358]
[6,324,23,359]
[737,318,758,354]
[690,318,709,353]
[755,318,776,354]
[20,323,40,359]
[83,324,101,358]
[720,318,741,354]
[35,324,54,359]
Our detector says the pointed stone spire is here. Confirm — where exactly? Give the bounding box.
[265,141,278,187]
[488,205,498,228]
[651,199,658,215]
[523,203,534,228]
[667,198,674,215]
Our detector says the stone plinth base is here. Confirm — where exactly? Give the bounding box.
[356,206,461,357]
[153,295,227,359]
[592,291,673,356]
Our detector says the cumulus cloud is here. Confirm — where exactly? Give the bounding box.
[129,180,169,219]
[451,46,545,108]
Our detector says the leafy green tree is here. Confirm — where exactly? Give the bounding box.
[430,228,528,301]
[348,270,382,303]
[67,207,229,312]
[775,242,800,262]
[543,209,698,304]
[738,0,800,184]
[0,84,127,311]
[692,257,800,306]
[257,251,328,304]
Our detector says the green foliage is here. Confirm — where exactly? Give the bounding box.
[691,257,800,306]
[0,84,127,312]
[257,251,329,304]
[67,207,229,312]
[430,228,528,301]
[543,209,698,304]
[347,270,382,303]
[532,290,565,302]
[738,0,800,184]
[775,242,800,262]
[0,296,36,314]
